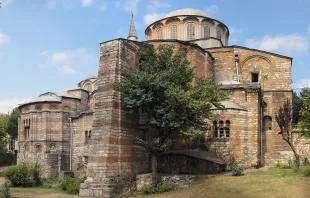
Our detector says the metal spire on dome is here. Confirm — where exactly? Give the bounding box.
[127,11,138,41]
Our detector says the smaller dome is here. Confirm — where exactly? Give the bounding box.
[85,72,98,80]
[163,8,212,19]
[211,100,247,111]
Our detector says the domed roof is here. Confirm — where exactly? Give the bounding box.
[211,100,247,111]
[163,8,211,19]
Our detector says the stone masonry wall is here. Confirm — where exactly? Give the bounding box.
[80,39,149,198]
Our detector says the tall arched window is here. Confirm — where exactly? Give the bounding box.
[213,121,218,137]
[263,116,272,131]
[203,25,211,38]
[157,28,163,39]
[170,25,177,39]
[186,23,195,40]
[219,121,224,137]
[225,120,230,137]
[217,29,222,40]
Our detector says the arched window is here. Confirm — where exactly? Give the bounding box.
[263,116,272,131]
[203,25,211,38]
[170,25,177,39]
[263,102,267,112]
[213,121,218,137]
[35,144,42,153]
[88,130,92,141]
[157,28,163,39]
[219,121,224,137]
[186,23,195,40]
[217,29,222,40]
[225,120,230,137]
[24,143,29,152]
[49,143,56,152]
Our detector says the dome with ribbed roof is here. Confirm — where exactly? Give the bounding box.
[163,8,211,19]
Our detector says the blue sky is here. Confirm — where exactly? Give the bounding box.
[0,0,309,113]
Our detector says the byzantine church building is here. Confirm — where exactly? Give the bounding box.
[17,8,310,197]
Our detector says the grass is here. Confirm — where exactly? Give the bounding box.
[132,167,310,198]
[0,177,85,198]
[1,167,309,198]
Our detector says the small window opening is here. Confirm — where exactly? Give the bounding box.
[251,73,259,83]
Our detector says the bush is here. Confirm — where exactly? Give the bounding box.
[0,181,11,198]
[41,178,58,189]
[4,161,42,187]
[303,168,310,177]
[275,160,281,168]
[303,157,310,166]
[231,165,244,176]
[142,183,173,194]
[58,176,85,195]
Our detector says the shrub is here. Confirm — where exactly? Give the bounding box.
[4,161,42,187]
[275,160,281,168]
[142,183,173,194]
[231,165,244,176]
[0,181,11,198]
[303,168,310,177]
[58,176,85,195]
[303,157,310,166]
[41,178,58,189]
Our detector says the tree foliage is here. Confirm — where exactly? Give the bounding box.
[292,88,310,126]
[114,44,228,183]
[299,89,310,137]
[6,108,19,139]
[275,99,300,168]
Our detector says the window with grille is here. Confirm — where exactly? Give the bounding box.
[187,23,195,40]
[203,25,211,38]
[157,28,163,39]
[35,144,42,153]
[213,120,230,138]
[263,116,272,131]
[24,119,30,140]
[170,25,177,39]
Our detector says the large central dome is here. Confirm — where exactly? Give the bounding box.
[163,8,212,19]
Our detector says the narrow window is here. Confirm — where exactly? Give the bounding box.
[85,131,88,144]
[187,23,195,40]
[170,25,177,39]
[263,116,272,131]
[88,130,92,142]
[217,29,222,40]
[251,73,259,83]
[35,144,42,153]
[203,25,211,38]
[157,28,163,39]
[219,121,224,137]
[225,120,230,138]
[213,121,218,137]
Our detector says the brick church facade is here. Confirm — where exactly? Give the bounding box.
[17,9,310,197]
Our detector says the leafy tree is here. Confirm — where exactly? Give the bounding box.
[275,99,300,168]
[114,44,228,183]
[0,115,9,151]
[299,89,310,137]
[292,92,302,125]
[6,108,19,139]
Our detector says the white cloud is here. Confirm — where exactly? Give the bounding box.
[1,0,14,8]
[0,98,31,114]
[0,32,9,45]
[39,48,97,75]
[293,79,310,89]
[144,13,165,25]
[205,5,219,16]
[81,0,92,7]
[245,34,308,52]
[147,0,170,10]
[115,0,140,13]
[60,65,75,75]
[229,27,244,44]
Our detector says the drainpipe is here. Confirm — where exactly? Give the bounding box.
[69,117,72,171]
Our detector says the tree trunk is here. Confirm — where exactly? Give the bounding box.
[151,154,157,185]
[285,139,300,168]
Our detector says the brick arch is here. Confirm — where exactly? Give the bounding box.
[49,104,58,111]
[35,105,42,111]
[240,55,272,70]
[63,106,71,111]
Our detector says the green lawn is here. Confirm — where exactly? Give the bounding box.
[133,167,310,198]
[0,167,309,198]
